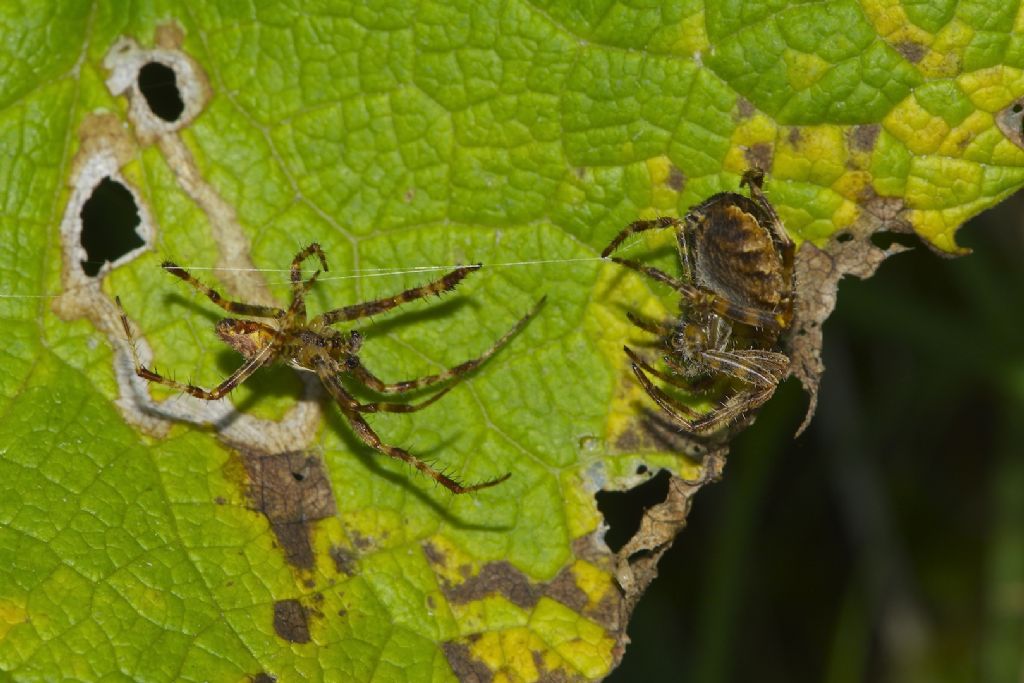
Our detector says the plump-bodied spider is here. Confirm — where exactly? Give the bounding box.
[117,243,543,493]
[602,168,795,435]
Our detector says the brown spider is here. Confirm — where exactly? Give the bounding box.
[601,168,795,435]
[117,243,543,493]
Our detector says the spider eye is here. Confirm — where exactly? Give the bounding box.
[345,356,358,369]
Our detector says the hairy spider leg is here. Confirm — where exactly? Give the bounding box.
[631,362,773,435]
[347,296,547,394]
[315,264,482,325]
[288,268,323,319]
[630,337,788,434]
[161,261,286,319]
[351,384,456,413]
[625,311,674,337]
[116,296,278,400]
[701,348,789,387]
[312,355,510,494]
[600,215,683,258]
[608,256,785,332]
[289,243,330,319]
[623,345,704,396]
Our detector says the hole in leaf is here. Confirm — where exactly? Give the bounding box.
[596,469,671,552]
[835,231,854,243]
[1013,103,1023,114]
[870,231,918,251]
[79,177,143,277]
[291,471,305,482]
[137,62,184,122]
[635,463,649,475]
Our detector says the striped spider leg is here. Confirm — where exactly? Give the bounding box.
[118,243,543,493]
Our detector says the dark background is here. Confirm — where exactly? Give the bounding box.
[608,197,1024,682]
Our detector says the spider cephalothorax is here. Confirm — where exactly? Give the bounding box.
[602,168,795,435]
[118,243,543,493]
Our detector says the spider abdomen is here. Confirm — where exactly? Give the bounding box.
[691,196,787,313]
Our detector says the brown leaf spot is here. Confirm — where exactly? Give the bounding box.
[273,599,310,644]
[329,545,357,576]
[533,654,573,683]
[241,450,337,571]
[996,98,1024,150]
[350,530,374,550]
[859,188,915,233]
[743,143,773,173]
[154,22,185,49]
[787,127,803,147]
[895,41,927,63]
[735,97,756,120]
[250,674,277,683]
[667,164,686,192]
[847,124,881,153]
[544,566,589,613]
[422,540,446,566]
[442,641,494,683]
[441,561,544,610]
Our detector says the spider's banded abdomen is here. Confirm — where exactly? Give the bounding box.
[690,194,788,314]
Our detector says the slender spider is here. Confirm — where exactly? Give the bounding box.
[117,243,543,493]
[602,168,794,435]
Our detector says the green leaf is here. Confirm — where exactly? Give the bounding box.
[4,2,1024,680]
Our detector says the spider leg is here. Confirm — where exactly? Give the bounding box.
[606,253,688,290]
[631,362,703,422]
[313,356,509,494]
[116,296,275,400]
[289,243,330,319]
[660,355,718,391]
[601,216,683,257]
[634,360,771,434]
[315,264,482,325]
[613,255,779,327]
[692,386,776,434]
[623,345,694,391]
[701,349,788,388]
[351,384,455,413]
[161,261,286,318]
[347,296,546,394]
[290,242,330,285]
[609,258,785,331]
[626,311,674,337]
[289,268,322,319]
